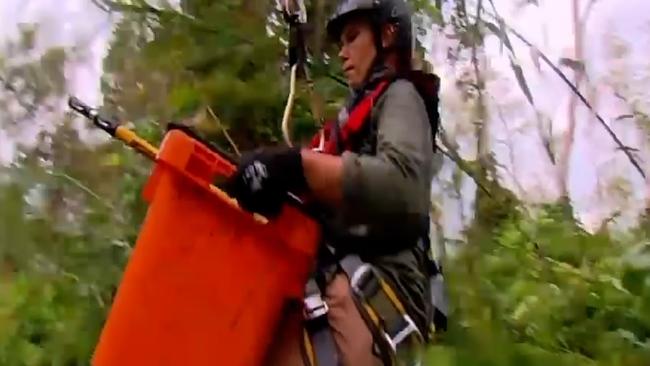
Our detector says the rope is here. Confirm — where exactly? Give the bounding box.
[282,63,299,147]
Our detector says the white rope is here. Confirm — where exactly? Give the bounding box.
[282,63,298,147]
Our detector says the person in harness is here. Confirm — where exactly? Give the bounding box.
[227,0,447,364]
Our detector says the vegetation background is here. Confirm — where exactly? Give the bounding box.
[1,0,649,365]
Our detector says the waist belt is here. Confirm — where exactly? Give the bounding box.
[301,250,449,366]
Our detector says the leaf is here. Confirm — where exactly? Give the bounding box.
[484,20,535,106]
[622,269,650,296]
[427,3,445,26]
[559,58,585,73]
[168,84,202,115]
[597,274,630,294]
[509,58,535,106]
[18,25,38,52]
[616,329,650,349]
[101,153,122,167]
[484,21,505,54]
[623,242,650,269]
[615,114,635,121]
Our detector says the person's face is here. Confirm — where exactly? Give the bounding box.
[338,18,378,89]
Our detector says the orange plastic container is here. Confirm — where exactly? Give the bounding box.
[92,130,321,366]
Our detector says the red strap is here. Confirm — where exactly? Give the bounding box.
[310,80,390,155]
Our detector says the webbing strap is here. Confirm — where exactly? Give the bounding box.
[303,278,340,366]
[310,80,391,155]
[339,256,423,360]
[308,325,340,366]
[430,272,448,317]
[303,255,442,365]
[338,255,365,290]
[419,223,449,333]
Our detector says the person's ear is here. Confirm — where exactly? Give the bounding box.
[381,23,397,48]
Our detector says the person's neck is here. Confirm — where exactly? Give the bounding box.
[354,61,396,93]
[384,53,400,74]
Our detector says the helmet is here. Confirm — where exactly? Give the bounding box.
[326,0,414,55]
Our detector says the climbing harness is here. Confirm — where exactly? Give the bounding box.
[302,255,431,366]
[301,229,449,366]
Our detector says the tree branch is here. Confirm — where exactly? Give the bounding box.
[327,73,348,88]
[0,75,39,118]
[101,0,253,44]
[489,94,527,196]
[91,0,111,13]
[478,11,646,180]
[49,171,117,213]
[437,128,493,198]
[207,106,241,157]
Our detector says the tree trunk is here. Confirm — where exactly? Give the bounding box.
[560,0,584,197]
[312,0,325,59]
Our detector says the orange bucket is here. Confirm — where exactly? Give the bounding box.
[92,130,321,366]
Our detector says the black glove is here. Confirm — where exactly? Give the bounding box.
[226,146,308,218]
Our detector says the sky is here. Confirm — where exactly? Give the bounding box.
[0,0,115,163]
[1,0,649,243]
[424,0,650,242]
[500,0,650,232]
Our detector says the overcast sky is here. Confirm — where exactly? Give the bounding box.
[0,0,114,163]
[428,0,650,236]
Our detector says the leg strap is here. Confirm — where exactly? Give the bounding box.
[302,254,444,366]
[339,255,424,365]
[302,278,340,366]
[429,268,448,334]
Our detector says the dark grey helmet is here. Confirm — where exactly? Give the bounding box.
[326,0,414,53]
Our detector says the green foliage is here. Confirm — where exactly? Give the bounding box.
[101,0,292,149]
[432,201,650,365]
[0,26,67,134]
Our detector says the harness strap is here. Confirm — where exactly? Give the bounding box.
[303,255,426,366]
[420,220,449,334]
[430,268,448,318]
[310,80,391,155]
[303,278,340,366]
[339,255,396,365]
[341,256,424,356]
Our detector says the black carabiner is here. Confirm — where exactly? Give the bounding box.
[282,0,309,73]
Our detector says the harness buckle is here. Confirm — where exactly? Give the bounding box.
[303,293,329,321]
[384,313,421,352]
[347,261,424,353]
[350,263,374,294]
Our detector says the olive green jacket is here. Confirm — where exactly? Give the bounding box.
[326,77,435,335]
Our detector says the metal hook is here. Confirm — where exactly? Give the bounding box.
[283,0,307,24]
[68,96,118,136]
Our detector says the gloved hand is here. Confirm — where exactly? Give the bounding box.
[226,146,308,218]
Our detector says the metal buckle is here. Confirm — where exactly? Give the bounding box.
[350,263,373,294]
[304,294,329,321]
[282,0,307,24]
[385,313,421,352]
[351,264,422,349]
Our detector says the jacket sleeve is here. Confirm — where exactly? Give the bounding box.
[339,79,434,246]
